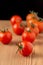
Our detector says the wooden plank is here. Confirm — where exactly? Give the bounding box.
[0,20,43,65]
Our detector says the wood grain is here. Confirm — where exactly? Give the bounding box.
[0,20,43,65]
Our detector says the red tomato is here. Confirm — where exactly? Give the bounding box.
[31,27,39,36]
[0,32,4,41]
[10,15,22,25]
[0,30,12,44]
[37,22,43,33]
[30,23,39,36]
[33,20,43,33]
[22,28,36,43]
[13,23,24,35]
[18,41,33,56]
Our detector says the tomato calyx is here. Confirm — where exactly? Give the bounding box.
[16,43,23,49]
[25,28,31,32]
[27,29,31,32]
[32,17,36,19]
[16,43,23,53]
[29,10,39,20]
[20,23,27,28]
[31,23,35,28]
[29,10,38,16]
[20,23,23,27]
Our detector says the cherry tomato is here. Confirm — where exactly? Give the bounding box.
[26,11,39,22]
[0,32,3,41]
[26,19,38,27]
[30,23,39,36]
[0,30,12,44]
[10,15,22,25]
[37,21,43,33]
[22,28,36,43]
[13,23,24,35]
[17,41,33,56]
[33,20,43,33]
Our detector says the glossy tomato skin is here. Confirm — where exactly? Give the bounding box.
[37,22,43,33]
[26,19,38,27]
[0,31,12,44]
[22,28,36,43]
[19,41,33,56]
[26,14,35,22]
[26,13,39,22]
[29,23,39,36]
[30,27,39,36]
[0,32,4,41]
[10,15,22,25]
[33,21,43,33]
[26,19,39,36]
[13,23,24,35]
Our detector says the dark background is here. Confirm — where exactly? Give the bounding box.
[0,0,43,20]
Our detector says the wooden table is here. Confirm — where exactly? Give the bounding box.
[0,20,43,65]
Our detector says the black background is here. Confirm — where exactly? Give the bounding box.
[0,0,43,20]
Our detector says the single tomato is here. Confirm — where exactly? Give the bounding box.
[37,21,43,33]
[0,29,12,44]
[22,28,36,43]
[33,20,43,33]
[10,15,22,25]
[30,23,39,36]
[13,23,24,35]
[26,19,38,27]
[17,41,33,56]
[26,11,39,22]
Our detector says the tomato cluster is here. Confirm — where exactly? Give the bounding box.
[10,12,43,57]
[0,11,43,57]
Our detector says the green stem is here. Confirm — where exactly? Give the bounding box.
[16,48,20,54]
[16,43,23,54]
[16,43,23,50]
